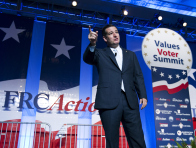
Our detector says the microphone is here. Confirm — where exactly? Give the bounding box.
[115,53,117,57]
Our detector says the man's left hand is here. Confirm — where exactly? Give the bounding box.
[140,98,147,110]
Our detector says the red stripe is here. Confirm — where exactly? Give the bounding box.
[153,82,188,94]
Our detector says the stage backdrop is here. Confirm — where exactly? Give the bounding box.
[0,13,34,120]
[0,13,196,148]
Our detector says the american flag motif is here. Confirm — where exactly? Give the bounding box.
[40,22,82,91]
[152,67,188,94]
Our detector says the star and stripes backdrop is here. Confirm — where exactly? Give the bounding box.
[187,41,196,133]
[152,67,188,94]
[0,13,196,148]
[0,13,34,119]
[40,22,81,91]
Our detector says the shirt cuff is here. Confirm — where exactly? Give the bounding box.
[89,45,96,52]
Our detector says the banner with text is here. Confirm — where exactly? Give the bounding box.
[152,67,193,147]
[142,28,194,147]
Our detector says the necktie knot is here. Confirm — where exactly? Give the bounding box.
[113,49,117,56]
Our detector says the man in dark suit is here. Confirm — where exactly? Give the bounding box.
[83,24,147,148]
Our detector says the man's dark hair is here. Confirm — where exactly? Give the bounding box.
[102,24,117,37]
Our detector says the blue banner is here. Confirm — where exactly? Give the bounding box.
[0,13,34,119]
[40,22,82,91]
[0,13,34,82]
[152,66,194,148]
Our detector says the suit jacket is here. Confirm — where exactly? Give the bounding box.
[83,45,147,110]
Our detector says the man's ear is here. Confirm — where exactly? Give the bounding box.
[103,36,107,42]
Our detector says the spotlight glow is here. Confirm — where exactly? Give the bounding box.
[123,10,128,15]
[72,1,77,6]
[183,22,187,27]
[158,16,162,21]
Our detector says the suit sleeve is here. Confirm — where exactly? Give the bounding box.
[133,52,147,100]
[83,44,97,65]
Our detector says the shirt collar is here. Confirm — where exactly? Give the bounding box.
[110,45,121,52]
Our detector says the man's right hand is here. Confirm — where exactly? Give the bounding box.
[88,26,98,46]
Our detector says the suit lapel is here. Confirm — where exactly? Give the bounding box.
[105,47,120,70]
[122,47,129,72]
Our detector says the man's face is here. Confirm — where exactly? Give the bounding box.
[103,26,120,48]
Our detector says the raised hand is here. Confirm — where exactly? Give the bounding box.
[88,26,98,46]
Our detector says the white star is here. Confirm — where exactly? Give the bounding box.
[182,71,186,75]
[188,69,196,81]
[0,21,25,42]
[160,72,164,77]
[176,74,180,79]
[168,75,172,79]
[152,67,157,72]
[51,38,75,59]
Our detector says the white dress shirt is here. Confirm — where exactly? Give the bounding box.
[110,46,125,91]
